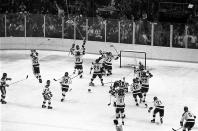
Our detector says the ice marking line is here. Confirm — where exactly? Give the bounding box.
[2,120,94,131]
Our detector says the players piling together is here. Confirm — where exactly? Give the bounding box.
[1,38,196,131]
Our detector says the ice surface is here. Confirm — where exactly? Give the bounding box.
[0,50,198,131]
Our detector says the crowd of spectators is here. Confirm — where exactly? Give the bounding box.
[0,0,198,49]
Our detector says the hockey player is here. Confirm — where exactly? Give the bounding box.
[113,119,123,131]
[134,62,145,79]
[30,50,42,83]
[30,49,38,57]
[148,96,164,124]
[99,50,119,76]
[114,87,126,125]
[180,106,196,131]
[89,57,104,87]
[69,43,76,55]
[60,72,72,102]
[70,39,86,78]
[131,77,147,107]
[119,77,129,92]
[0,73,12,104]
[131,77,143,107]
[140,70,153,102]
[42,80,53,109]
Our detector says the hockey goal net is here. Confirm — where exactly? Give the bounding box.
[119,50,147,69]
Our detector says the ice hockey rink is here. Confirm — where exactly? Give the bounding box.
[0,50,198,131]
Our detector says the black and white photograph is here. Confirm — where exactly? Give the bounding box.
[0,0,198,131]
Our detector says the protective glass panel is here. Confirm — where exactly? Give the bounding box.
[135,20,151,45]
[26,14,44,37]
[87,17,105,42]
[173,24,186,48]
[64,17,74,39]
[106,19,118,43]
[0,14,5,37]
[75,16,86,40]
[120,20,133,44]
[45,15,62,38]
[6,13,25,37]
[187,23,198,49]
[154,23,170,47]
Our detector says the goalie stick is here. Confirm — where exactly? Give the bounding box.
[110,44,119,56]
[172,127,182,131]
[10,75,28,85]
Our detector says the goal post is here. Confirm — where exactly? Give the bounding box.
[119,50,147,69]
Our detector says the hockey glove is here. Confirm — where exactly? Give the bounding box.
[7,78,12,80]
[114,56,119,60]
[113,102,116,107]
[180,121,183,126]
[148,107,153,113]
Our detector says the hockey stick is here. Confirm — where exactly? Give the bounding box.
[172,127,182,131]
[71,72,82,79]
[108,95,112,106]
[110,45,119,55]
[53,72,82,82]
[10,75,28,85]
[53,78,61,81]
[103,81,114,85]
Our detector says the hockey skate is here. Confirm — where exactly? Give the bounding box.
[80,75,83,78]
[89,82,94,86]
[39,79,42,83]
[136,103,139,106]
[73,70,76,74]
[42,104,46,108]
[61,98,64,102]
[122,114,126,119]
[160,118,163,124]
[88,88,91,92]
[101,82,104,86]
[107,72,112,76]
[122,121,124,125]
[1,100,7,104]
[151,119,155,123]
[48,106,53,109]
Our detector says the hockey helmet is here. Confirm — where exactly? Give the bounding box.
[65,72,68,76]
[46,80,50,85]
[76,45,80,50]
[184,106,188,112]
[3,73,7,77]
[113,119,118,125]
[153,96,158,101]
